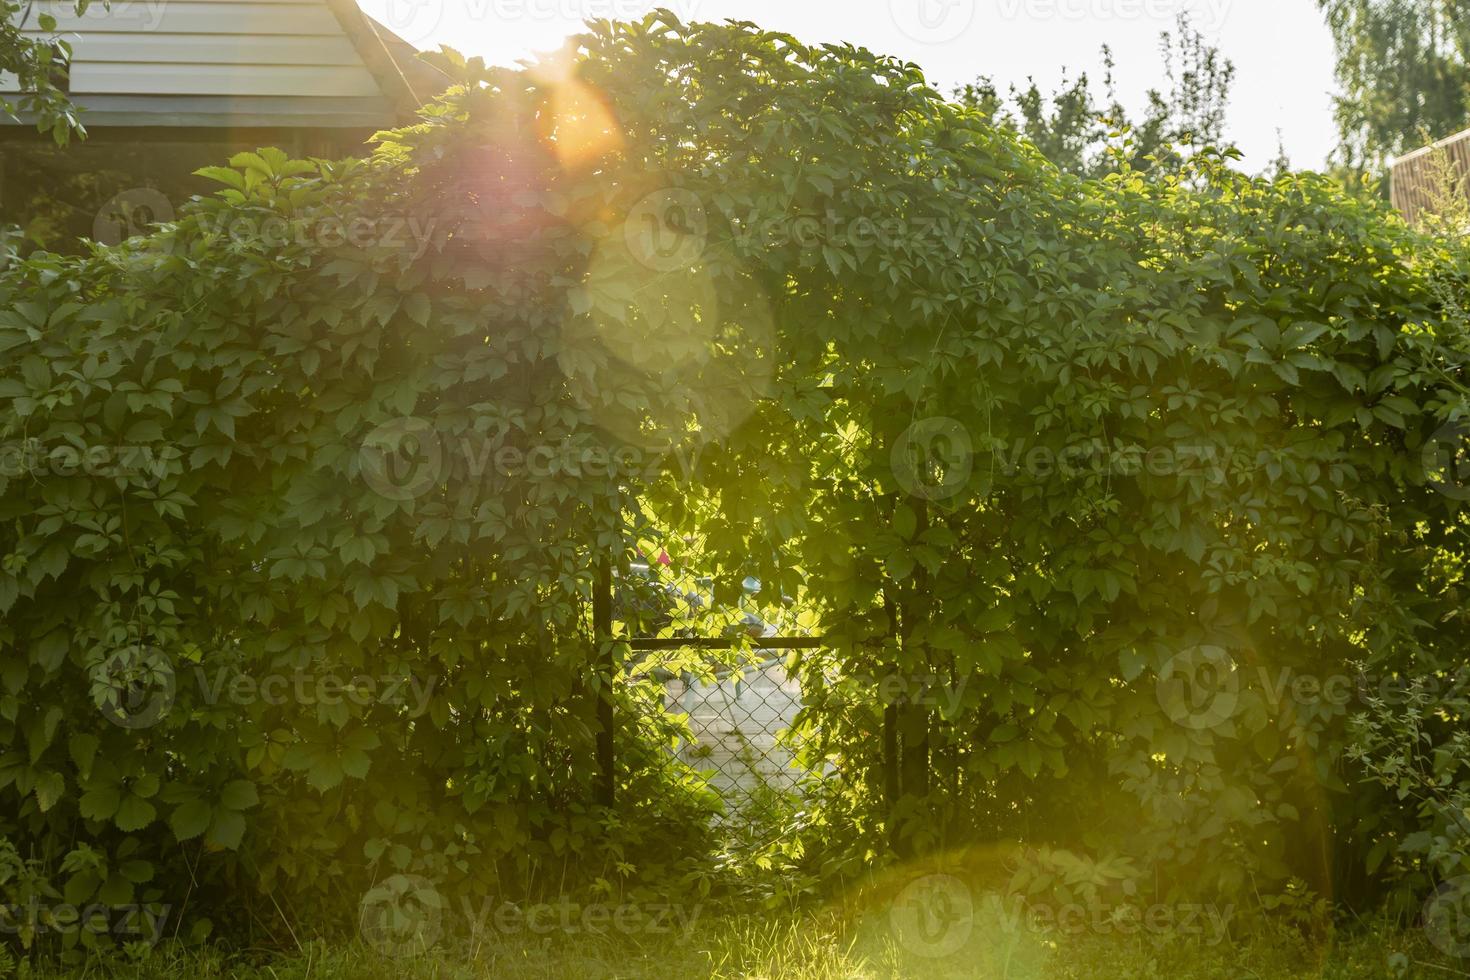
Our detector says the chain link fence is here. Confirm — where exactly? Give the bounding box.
[610,533,826,823]
[653,653,809,818]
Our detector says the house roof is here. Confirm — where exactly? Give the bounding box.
[1,0,448,129]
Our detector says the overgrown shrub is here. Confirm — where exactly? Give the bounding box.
[1,12,1469,958]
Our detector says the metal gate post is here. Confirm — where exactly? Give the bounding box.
[594,556,615,807]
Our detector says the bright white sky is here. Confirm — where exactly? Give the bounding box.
[356,0,1341,173]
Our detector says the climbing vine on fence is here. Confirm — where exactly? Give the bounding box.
[2,11,1469,953]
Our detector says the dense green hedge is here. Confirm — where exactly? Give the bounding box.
[2,12,1469,955]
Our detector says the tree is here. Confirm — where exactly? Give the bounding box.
[958,14,1236,178]
[1318,0,1470,176]
[1,0,86,144]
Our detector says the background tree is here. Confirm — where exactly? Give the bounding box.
[1318,0,1470,177]
[957,15,1236,178]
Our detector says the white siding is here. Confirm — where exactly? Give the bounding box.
[74,63,381,97]
[53,35,363,65]
[2,0,384,100]
[27,1,343,34]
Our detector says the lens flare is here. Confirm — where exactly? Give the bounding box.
[532,52,624,173]
[559,215,776,455]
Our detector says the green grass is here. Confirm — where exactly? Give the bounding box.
[9,905,1465,979]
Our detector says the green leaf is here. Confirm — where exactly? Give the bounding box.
[170,799,213,841]
[119,859,155,884]
[404,293,431,327]
[34,770,64,812]
[220,780,260,811]
[228,151,272,177]
[194,166,247,190]
[115,795,157,832]
[68,734,99,779]
[32,630,68,673]
[79,785,121,822]
[207,809,248,850]
[307,756,345,792]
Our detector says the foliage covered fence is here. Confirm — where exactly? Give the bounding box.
[600,538,824,820]
[4,11,1470,960]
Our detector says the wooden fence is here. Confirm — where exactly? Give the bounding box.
[1391,126,1470,225]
